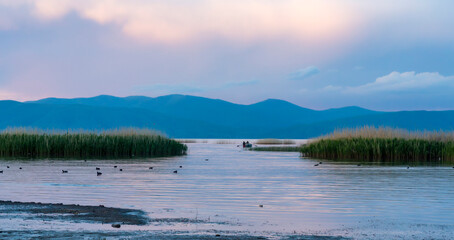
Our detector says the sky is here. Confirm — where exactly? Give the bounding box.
[0,0,454,110]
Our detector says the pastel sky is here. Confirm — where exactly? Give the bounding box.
[1,0,454,110]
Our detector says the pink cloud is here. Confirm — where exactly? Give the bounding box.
[2,0,359,45]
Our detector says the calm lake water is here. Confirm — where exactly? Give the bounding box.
[1,142,454,239]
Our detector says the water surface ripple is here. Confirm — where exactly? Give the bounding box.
[1,143,453,239]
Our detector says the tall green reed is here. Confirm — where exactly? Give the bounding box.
[301,126,454,163]
[0,128,187,159]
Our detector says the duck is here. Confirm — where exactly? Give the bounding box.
[173,170,178,174]
[62,170,68,173]
[357,164,361,167]
[96,167,100,170]
[97,172,102,176]
[114,166,117,168]
[149,167,153,170]
[314,164,319,166]
[6,166,9,168]
[19,167,22,170]
[119,169,123,171]
[0,170,3,173]
[179,166,182,168]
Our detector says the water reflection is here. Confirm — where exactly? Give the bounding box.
[0,143,453,238]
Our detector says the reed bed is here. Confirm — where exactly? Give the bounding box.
[255,139,296,145]
[251,146,302,152]
[0,128,187,159]
[301,126,454,163]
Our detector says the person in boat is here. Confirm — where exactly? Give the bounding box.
[243,141,246,148]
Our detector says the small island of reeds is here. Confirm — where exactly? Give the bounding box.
[251,146,301,152]
[0,128,187,159]
[301,126,454,163]
[255,139,296,145]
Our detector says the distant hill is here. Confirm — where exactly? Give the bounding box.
[0,94,449,138]
[29,95,377,128]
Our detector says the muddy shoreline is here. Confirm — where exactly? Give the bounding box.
[0,201,348,239]
[0,230,348,240]
[0,200,149,225]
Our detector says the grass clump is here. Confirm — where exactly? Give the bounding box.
[255,139,296,145]
[301,126,454,163]
[0,128,187,159]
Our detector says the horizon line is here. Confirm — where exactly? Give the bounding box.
[1,94,453,112]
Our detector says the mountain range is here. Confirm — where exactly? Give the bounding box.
[0,94,453,138]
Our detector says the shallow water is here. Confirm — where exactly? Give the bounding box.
[1,142,454,239]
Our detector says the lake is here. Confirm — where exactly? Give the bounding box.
[1,141,453,239]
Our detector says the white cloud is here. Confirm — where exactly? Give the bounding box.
[288,66,320,80]
[319,71,454,95]
[346,71,454,94]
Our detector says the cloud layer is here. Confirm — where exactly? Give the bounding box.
[1,1,454,110]
[0,0,357,44]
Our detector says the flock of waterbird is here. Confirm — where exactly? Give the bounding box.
[65,163,184,176]
[1,157,453,175]
[0,158,268,209]
[0,159,211,176]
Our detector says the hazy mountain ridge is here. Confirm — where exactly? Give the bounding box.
[0,95,449,138]
[29,95,378,128]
